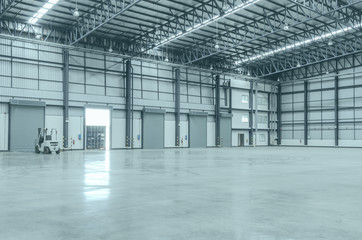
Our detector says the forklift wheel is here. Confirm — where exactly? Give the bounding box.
[56,149,60,154]
[44,147,51,154]
[35,145,40,154]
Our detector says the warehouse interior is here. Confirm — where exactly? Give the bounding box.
[1,0,362,239]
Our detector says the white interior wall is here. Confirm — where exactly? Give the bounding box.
[69,107,84,150]
[0,103,9,150]
[232,130,249,147]
[180,114,188,148]
[281,68,362,147]
[256,131,268,146]
[132,112,142,149]
[0,39,277,150]
[111,110,126,149]
[165,113,176,148]
[207,116,216,147]
[45,106,63,149]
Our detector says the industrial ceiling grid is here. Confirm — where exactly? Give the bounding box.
[1,0,362,82]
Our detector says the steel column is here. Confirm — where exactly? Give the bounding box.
[277,85,282,145]
[335,71,339,146]
[249,81,254,145]
[304,81,309,145]
[215,74,220,146]
[126,60,132,148]
[62,49,69,149]
[268,93,271,146]
[175,68,181,146]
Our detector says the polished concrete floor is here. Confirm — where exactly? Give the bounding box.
[0,147,362,240]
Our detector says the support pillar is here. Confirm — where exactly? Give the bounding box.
[277,85,282,145]
[249,81,254,145]
[268,93,271,146]
[215,74,220,146]
[125,60,132,147]
[62,49,69,148]
[175,68,181,146]
[304,81,308,145]
[335,71,339,146]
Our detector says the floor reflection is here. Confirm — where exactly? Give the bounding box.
[84,152,110,201]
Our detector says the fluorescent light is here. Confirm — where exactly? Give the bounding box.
[151,0,260,50]
[43,3,54,9]
[28,0,59,24]
[38,8,48,14]
[235,22,362,65]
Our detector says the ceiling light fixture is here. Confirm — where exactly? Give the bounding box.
[165,56,169,62]
[152,0,260,49]
[73,0,80,18]
[297,62,301,67]
[283,23,289,31]
[73,9,80,18]
[28,0,59,24]
[328,40,333,46]
[235,22,362,65]
[108,46,113,53]
[215,43,220,49]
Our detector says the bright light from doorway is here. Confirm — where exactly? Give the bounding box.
[86,108,110,150]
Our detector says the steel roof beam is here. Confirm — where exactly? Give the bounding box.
[0,0,16,18]
[188,0,362,67]
[220,0,362,73]
[251,34,362,78]
[70,0,142,45]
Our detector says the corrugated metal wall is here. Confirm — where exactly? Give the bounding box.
[281,66,362,147]
[0,38,276,149]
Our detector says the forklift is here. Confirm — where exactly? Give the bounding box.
[35,128,60,154]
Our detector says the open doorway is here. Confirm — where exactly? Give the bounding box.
[238,134,245,147]
[85,108,110,150]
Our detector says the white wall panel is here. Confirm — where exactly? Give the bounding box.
[232,111,250,129]
[132,117,142,149]
[111,110,126,149]
[70,69,85,83]
[0,103,9,150]
[0,76,11,87]
[69,107,84,149]
[12,78,38,90]
[13,62,38,79]
[106,56,123,71]
[39,81,62,91]
[232,89,249,109]
[180,120,188,148]
[256,131,268,146]
[86,71,105,86]
[232,130,248,147]
[207,117,216,147]
[39,65,62,81]
[86,85,105,95]
[0,60,11,76]
[165,120,175,148]
[45,106,63,149]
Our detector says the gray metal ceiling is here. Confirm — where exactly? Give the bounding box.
[1,0,362,81]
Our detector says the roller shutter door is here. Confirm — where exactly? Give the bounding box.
[10,100,45,151]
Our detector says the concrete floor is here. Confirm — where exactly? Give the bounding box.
[0,147,362,240]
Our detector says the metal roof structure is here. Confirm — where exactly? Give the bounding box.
[1,0,362,82]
